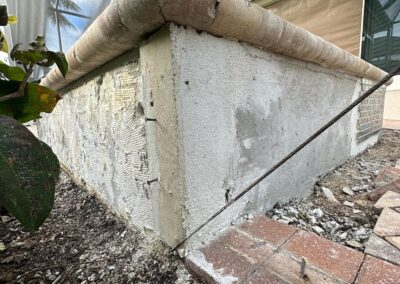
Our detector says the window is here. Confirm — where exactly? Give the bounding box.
[362,0,400,72]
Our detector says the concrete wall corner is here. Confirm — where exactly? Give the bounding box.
[140,26,187,246]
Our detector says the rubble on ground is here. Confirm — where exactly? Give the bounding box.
[267,129,400,251]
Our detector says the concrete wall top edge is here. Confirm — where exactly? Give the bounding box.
[41,0,389,91]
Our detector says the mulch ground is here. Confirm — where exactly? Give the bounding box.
[0,172,199,284]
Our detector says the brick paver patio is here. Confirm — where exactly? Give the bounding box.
[186,215,400,283]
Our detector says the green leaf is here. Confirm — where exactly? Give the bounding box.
[0,81,61,123]
[23,50,46,64]
[0,30,8,53]
[29,36,46,51]
[0,115,59,231]
[0,63,25,81]
[48,51,68,77]
[10,43,19,59]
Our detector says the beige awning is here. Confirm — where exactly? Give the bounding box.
[262,0,364,57]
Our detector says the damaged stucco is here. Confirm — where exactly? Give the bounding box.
[162,25,384,247]
[38,60,158,232]
[38,24,386,249]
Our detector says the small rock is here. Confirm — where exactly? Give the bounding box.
[1,216,11,223]
[321,187,339,203]
[286,208,299,217]
[342,187,355,196]
[355,227,367,238]
[45,270,56,281]
[352,185,370,192]
[339,232,348,240]
[395,159,400,169]
[353,209,362,214]
[308,216,317,225]
[346,240,363,249]
[244,213,254,220]
[312,225,325,234]
[177,247,186,258]
[352,174,371,180]
[108,265,116,271]
[343,201,354,207]
[88,273,97,282]
[311,208,324,218]
[0,242,6,252]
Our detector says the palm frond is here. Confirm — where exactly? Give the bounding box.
[49,12,79,31]
[49,0,81,12]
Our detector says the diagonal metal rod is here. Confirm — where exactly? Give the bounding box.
[170,65,400,253]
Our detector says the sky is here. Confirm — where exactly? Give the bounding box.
[46,0,109,52]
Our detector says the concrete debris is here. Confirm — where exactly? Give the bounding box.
[351,185,370,192]
[342,186,355,196]
[312,225,325,234]
[321,187,339,203]
[343,201,355,207]
[346,240,363,249]
[267,130,400,252]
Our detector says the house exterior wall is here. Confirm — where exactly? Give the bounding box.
[384,76,400,122]
[357,79,386,142]
[37,24,385,248]
[163,25,382,248]
[37,60,158,232]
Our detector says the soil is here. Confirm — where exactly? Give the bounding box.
[267,129,400,251]
[0,172,200,284]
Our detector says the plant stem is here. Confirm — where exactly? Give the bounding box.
[0,67,33,103]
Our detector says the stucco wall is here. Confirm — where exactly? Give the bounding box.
[161,25,381,247]
[37,24,384,248]
[37,60,157,232]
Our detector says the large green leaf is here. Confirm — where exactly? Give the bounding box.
[0,115,59,231]
[0,62,25,81]
[49,51,68,78]
[0,82,61,123]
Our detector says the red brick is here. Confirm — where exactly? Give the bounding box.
[239,216,297,247]
[245,266,287,284]
[355,256,400,284]
[247,253,344,284]
[368,179,400,201]
[284,230,364,283]
[219,229,274,263]
[199,240,255,282]
[374,208,400,237]
[375,167,400,186]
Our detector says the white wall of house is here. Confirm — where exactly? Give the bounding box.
[384,76,400,122]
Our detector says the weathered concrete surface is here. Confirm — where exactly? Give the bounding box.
[38,60,157,232]
[164,25,382,247]
[140,28,187,246]
[38,25,385,248]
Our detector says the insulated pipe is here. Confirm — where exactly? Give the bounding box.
[41,0,390,90]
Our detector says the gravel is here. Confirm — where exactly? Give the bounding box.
[267,129,400,251]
